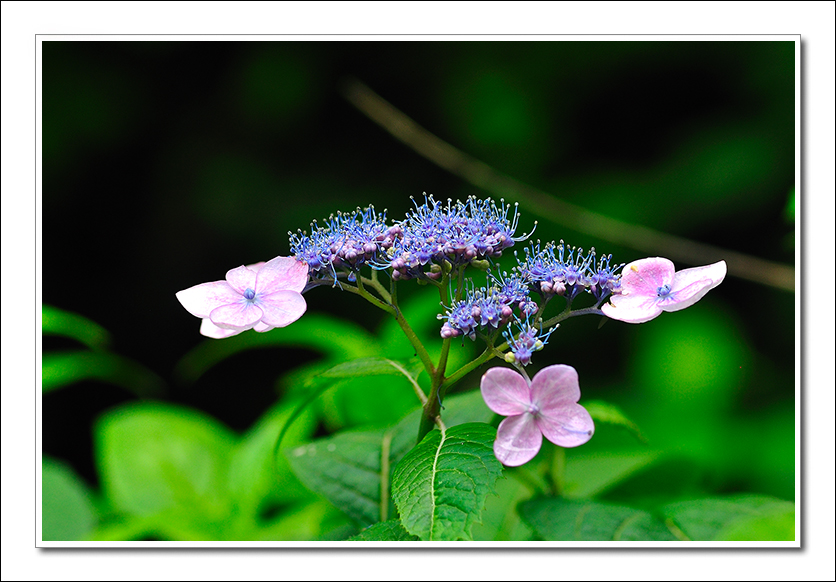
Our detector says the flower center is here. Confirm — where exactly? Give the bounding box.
[243,287,256,301]
[527,403,540,415]
[656,284,672,298]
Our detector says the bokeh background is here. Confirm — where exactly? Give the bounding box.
[41,40,796,539]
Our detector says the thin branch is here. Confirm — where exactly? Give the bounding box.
[385,358,427,406]
[341,78,794,293]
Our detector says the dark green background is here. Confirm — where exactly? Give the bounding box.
[42,41,795,503]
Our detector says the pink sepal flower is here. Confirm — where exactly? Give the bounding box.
[176,256,308,339]
[602,258,726,324]
[481,365,594,467]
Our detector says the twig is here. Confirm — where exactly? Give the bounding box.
[341,78,794,293]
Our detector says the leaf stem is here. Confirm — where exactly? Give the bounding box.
[540,305,605,330]
[437,346,496,396]
[547,446,566,497]
[385,358,427,406]
[341,278,395,316]
[364,271,392,303]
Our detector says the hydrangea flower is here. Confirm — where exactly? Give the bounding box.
[601,257,726,324]
[516,240,622,303]
[481,365,594,466]
[382,195,533,281]
[289,205,394,284]
[176,256,308,339]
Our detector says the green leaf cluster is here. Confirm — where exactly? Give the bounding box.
[42,294,795,543]
[519,495,795,541]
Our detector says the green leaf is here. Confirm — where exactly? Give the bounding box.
[228,396,318,516]
[318,356,425,384]
[314,356,427,428]
[392,422,503,541]
[87,516,156,541]
[717,511,795,542]
[286,429,390,526]
[237,500,352,542]
[94,402,236,536]
[519,498,678,541]
[328,374,423,428]
[662,495,795,541]
[349,519,419,541]
[174,313,378,384]
[584,400,647,443]
[42,457,97,541]
[563,451,662,499]
[42,351,165,396]
[42,305,111,350]
[470,475,535,541]
[284,392,494,527]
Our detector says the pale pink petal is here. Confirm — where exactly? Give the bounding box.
[256,256,309,295]
[209,301,263,330]
[530,365,581,411]
[253,321,275,333]
[601,293,664,323]
[619,257,674,297]
[226,265,258,294]
[176,281,241,318]
[246,262,266,272]
[662,260,727,312]
[200,318,243,339]
[536,404,594,448]
[494,413,543,467]
[257,291,307,327]
[480,367,532,416]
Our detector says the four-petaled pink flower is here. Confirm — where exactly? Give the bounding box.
[481,365,594,467]
[602,258,726,324]
[176,256,308,339]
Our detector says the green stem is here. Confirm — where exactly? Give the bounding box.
[394,307,436,380]
[437,346,496,396]
[433,303,605,397]
[364,271,392,303]
[361,275,436,381]
[547,446,566,496]
[508,464,550,496]
[432,281,453,400]
[348,278,396,316]
[540,306,605,330]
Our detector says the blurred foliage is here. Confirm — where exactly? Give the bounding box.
[42,458,98,541]
[41,40,795,542]
[42,306,165,397]
[519,494,794,541]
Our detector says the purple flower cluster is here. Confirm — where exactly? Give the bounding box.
[289,196,534,286]
[382,195,532,281]
[289,206,396,283]
[439,272,534,340]
[502,318,556,366]
[515,240,623,303]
